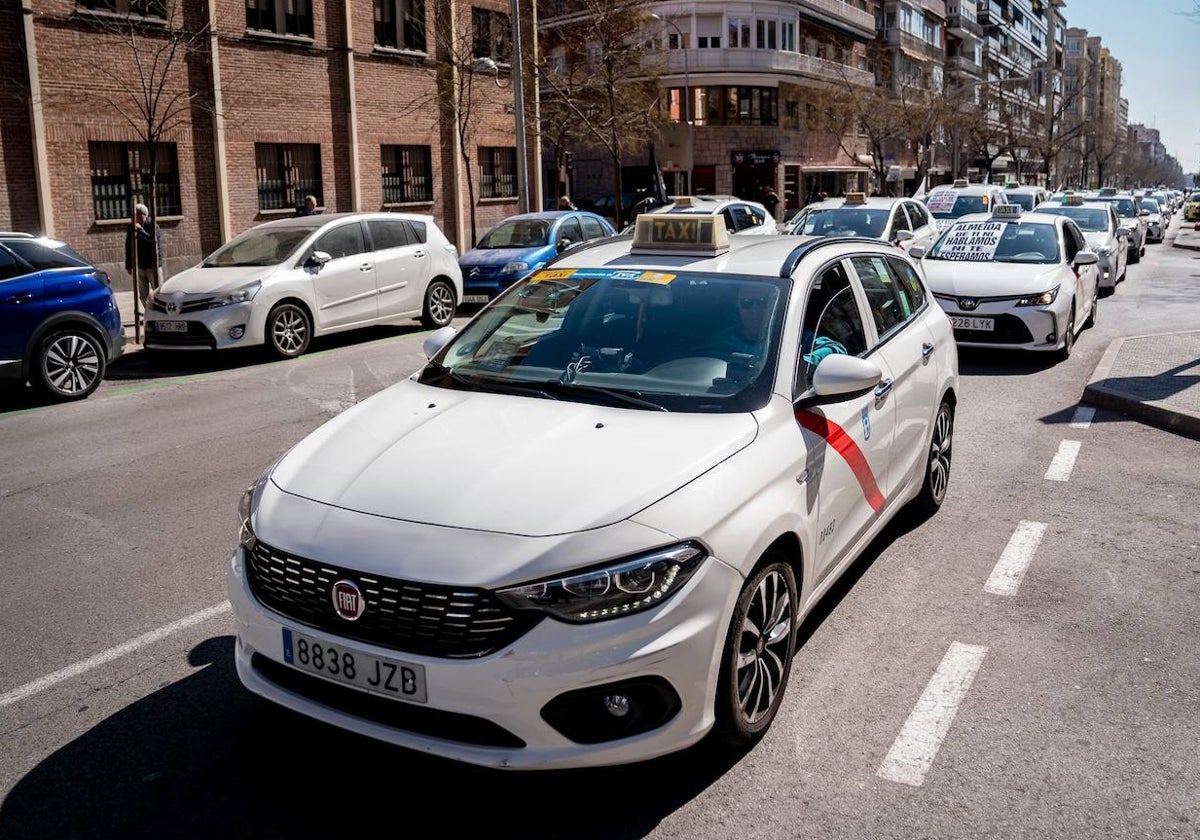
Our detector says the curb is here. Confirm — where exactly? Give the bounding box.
[1082,335,1200,441]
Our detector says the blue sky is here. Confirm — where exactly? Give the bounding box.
[1064,0,1200,174]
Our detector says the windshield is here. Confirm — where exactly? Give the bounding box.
[926,193,991,219]
[418,269,789,412]
[1005,193,1036,211]
[1097,197,1137,217]
[791,208,888,238]
[477,219,551,249]
[927,220,1060,264]
[1036,207,1108,232]
[203,226,316,267]
[1139,199,1160,213]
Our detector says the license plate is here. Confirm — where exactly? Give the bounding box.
[155,320,188,333]
[950,316,994,331]
[461,294,490,304]
[281,627,428,703]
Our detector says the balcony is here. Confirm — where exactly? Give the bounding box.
[946,10,983,39]
[948,53,983,77]
[883,28,945,61]
[914,0,947,18]
[661,48,875,88]
[976,1,1007,27]
[796,0,877,40]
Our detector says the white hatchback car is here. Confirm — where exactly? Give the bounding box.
[786,193,939,253]
[917,205,1100,359]
[145,213,463,357]
[629,195,778,235]
[229,215,959,769]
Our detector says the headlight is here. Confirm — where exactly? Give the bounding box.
[1016,286,1060,307]
[495,542,707,623]
[500,261,530,275]
[208,281,261,309]
[238,485,258,551]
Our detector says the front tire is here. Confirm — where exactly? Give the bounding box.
[266,302,311,358]
[911,400,953,516]
[36,329,106,401]
[420,279,457,329]
[712,554,798,749]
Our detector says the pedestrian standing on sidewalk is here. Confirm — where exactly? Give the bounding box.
[125,203,162,307]
[762,186,780,220]
[297,195,319,216]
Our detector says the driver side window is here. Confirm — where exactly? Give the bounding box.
[1062,223,1080,263]
[558,216,584,247]
[795,261,868,394]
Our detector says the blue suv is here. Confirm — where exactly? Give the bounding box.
[458,211,616,302]
[0,233,125,401]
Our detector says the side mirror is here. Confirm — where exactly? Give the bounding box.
[306,250,332,269]
[1073,251,1099,267]
[1115,226,1131,238]
[422,325,457,360]
[557,238,573,253]
[797,355,883,406]
[907,245,927,260]
[894,230,915,243]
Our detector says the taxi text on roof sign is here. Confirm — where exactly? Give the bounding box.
[1063,195,1085,206]
[844,192,866,205]
[631,213,730,257]
[991,204,1022,219]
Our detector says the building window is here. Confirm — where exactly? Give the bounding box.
[374,0,425,52]
[246,0,313,38]
[479,147,516,199]
[727,17,751,48]
[255,143,322,211]
[381,145,432,203]
[472,7,510,61]
[88,142,181,221]
[77,0,166,16]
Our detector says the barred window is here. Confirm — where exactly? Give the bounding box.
[77,0,167,17]
[88,142,181,221]
[381,145,432,204]
[246,0,312,38]
[255,143,322,211]
[479,147,516,199]
[374,0,425,51]
[472,7,510,61]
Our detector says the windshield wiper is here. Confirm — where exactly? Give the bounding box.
[534,380,668,412]
[423,362,561,400]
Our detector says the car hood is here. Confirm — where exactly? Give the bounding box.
[458,246,553,270]
[1083,232,1112,251]
[160,264,274,295]
[922,261,1063,297]
[270,378,758,538]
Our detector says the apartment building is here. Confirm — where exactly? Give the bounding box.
[2,0,530,286]
[1062,25,1122,187]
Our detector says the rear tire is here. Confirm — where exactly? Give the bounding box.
[420,279,457,329]
[1129,245,1140,265]
[712,553,798,750]
[36,328,106,401]
[1056,305,1076,361]
[1083,287,1098,329]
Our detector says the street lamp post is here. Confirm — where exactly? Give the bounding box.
[650,13,689,125]
[471,1,530,213]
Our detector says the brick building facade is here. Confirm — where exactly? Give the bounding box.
[2,0,529,290]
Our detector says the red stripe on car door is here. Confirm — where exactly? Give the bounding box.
[795,409,886,513]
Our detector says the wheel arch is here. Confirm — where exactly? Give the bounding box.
[265,296,316,333]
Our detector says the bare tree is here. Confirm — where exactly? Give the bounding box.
[806,80,906,196]
[537,0,663,225]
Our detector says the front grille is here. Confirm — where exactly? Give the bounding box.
[251,653,526,748]
[246,540,542,659]
[180,297,218,313]
[953,313,1034,345]
[144,321,217,348]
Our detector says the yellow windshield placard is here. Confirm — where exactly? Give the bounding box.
[529,269,576,283]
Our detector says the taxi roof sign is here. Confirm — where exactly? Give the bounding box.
[631,213,730,257]
[1098,187,1118,196]
[672,196,698,208]
[1062,194,1086,206]
[952,179,970,188]
[991,204,1023,219]
[844,191,867,205]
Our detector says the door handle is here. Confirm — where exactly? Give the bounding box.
[921,341,935,361]
[360,263,374,272]
[874,378,894,401]
[413,250,427,258]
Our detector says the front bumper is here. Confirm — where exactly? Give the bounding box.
[228,545,740,770]
[144,301,262,350]
[940,299,1069,352]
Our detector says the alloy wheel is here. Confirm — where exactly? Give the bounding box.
[735,569,795,726]
[42,332,103,398]
[270,305,310,357]
[928,404,953,506]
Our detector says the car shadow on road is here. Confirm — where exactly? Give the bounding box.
[956,347,1061,376]
[0,636,744,840]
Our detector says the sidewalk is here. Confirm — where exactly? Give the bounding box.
[1083,211,1200,440]
[113,290,144,353]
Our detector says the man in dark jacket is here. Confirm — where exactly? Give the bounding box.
[125,203,162,306]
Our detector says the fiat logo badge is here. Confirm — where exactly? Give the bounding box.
[331,580,366,621]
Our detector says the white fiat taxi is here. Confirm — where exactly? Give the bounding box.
[916,204,1100,359]
[229,211,959,769]
[787,192,940,252]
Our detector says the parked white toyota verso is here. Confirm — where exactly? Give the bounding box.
[229,210,960,769]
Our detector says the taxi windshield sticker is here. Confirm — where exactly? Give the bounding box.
[926,191,957,214]
[935,221,1005,261]
[529,268,676,284]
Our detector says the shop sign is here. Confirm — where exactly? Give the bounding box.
[731,150,781,165]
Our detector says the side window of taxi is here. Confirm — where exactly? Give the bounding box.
[887,257,926,312]
[850,256,910,340]
[907,202,931,229]
[888,206,911,240]
[1062,223,1081,263]
[796,262,868,393]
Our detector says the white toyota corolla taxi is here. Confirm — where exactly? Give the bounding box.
[917,204,1100,359]
[229,211,959,770]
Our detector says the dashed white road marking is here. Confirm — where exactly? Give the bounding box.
[1069,407,1096,430]
[0,601,231,710]
[985,521,1048,596]
[878,642,989,787]
[1044,440,1082,482]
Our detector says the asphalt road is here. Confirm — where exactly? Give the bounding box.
[1,222,1197,839]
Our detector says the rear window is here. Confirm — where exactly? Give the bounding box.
[5,239,90,272]
[407,220,428,244]
[367,219,412,250]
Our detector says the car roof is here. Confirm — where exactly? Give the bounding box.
[249,211,436,231]
[493,211,606,222]
[1035,200,1113,212]
[929,183,1004,195]
[948,211,1067,227]
[807,197,908,210]
[547,229,901,278]
[1004,186,1046,194]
